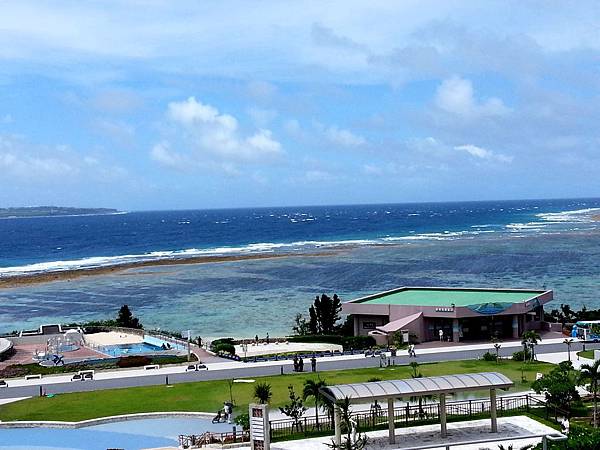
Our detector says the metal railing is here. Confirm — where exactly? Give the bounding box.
[268,394,566,442]
[179,430,250,448]
[176,394,566,447]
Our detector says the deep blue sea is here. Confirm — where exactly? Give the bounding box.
[1,198,600,337]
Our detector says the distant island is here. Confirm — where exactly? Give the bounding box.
[0,206,121,219]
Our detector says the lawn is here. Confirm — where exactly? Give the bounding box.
[0,359,552,422]
[577,350,595,360]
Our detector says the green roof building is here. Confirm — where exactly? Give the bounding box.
[342,287,553,343]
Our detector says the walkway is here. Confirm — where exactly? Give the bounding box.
[239,416,559,450]
[0,337,596,400]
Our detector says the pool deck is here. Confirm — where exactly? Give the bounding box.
[84,331,144,346]
[235,341,343,357]
[0,343,106,370]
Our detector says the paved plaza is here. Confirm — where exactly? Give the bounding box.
[251,416,559,450]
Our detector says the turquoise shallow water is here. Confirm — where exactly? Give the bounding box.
[1,227,599,338]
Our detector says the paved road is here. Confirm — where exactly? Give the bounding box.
[1,339,597,400]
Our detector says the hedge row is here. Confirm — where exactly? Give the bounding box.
[287,334,376,350]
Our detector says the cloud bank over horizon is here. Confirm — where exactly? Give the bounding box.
[0,1,599,209]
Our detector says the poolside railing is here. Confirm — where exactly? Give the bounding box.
[179,430,250,448]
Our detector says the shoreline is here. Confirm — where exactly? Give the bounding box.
[0,252,336,289]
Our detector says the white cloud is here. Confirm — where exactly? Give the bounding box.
[454,144,513,163]
[435,76,510,118]
[0,134,130,185]
[152,97,283,173]
[325,126,367,147]
[0,136,77,179]
[150,141,187,170]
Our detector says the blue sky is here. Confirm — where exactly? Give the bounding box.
[1,1,599,210]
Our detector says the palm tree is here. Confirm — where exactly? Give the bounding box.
[254,382,272,404]
[303,378,327,430]
[580,360,600,427]
[563,338,574,363]
[493,343,502,364]
[409,361,421,378]
[498,444,533,450]
[521,331,541,362]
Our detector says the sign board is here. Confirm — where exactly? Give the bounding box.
[401,330,409,343]
[249,403,270,450]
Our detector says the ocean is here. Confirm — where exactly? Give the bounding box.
[1,198,600,337]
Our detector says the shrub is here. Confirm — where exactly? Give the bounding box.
[0,364,28,378]
[116,355,151,368]
[234,413,250,430]
[254,382,272,404]
[210,338,236,352]
[214,343,236,355]
[341,336,376,350]
[482,351,497,362]
[512,350,531,361]
[287,334,375,350]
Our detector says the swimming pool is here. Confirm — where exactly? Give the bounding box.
[0,416,233,450]
[99,336,185,357]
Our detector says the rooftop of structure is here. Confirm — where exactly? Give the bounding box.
[352,287,547,307]
[320,372,514,402]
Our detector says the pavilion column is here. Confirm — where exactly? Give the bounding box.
[490,388,498,433]
[387,398,396,444]
[334,403,342,446]
[452,319,460,342]
[439,393,447,438]
[512,315,519,339]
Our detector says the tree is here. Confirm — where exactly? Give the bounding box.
[303,378,327,430]
[309,294,342,334]
[564,338,575,363]
[292,313,311,336]
[326,397,368,450]
[532,361,580,415]
[279,385,308,432]
[226,379,235,405]
[115,304,142,329]
[254,382,272,404]
[493,343,502,364]
[580,359,600,427]
[521,331,541,362]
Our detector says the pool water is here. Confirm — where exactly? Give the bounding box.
[0,417,233,450]
[100,342,165,357]
[100,337,185,357]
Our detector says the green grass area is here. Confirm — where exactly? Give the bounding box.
[0,359,552,422]
[360,288,543,306]
[577,350,595,359]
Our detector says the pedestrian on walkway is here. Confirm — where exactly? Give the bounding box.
[298,357,304,372]
[266,333,270,345]
[293,355,298,372]
[311,356,317,372]
[439,329,444,341]
[255,335,259,346]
